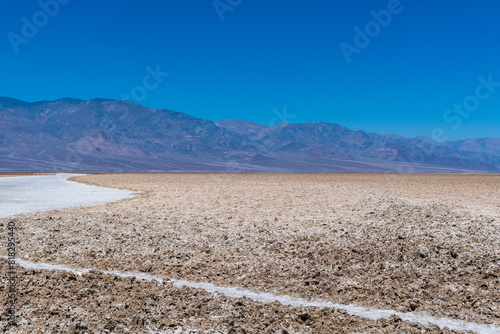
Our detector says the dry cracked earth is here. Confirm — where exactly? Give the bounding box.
[1,173,499,333]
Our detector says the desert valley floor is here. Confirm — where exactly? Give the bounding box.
[1,173,499,333]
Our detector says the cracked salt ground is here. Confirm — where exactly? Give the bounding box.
[2,173,500,333]
[5,257,500,334]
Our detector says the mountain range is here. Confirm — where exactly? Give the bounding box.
[1,97,499,173]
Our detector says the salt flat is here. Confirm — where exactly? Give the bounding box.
[1,173,499,333]
[0,173,133,218]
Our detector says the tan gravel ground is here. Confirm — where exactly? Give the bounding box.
[1,173,499,333]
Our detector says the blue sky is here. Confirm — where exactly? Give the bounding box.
[1,0,499,140]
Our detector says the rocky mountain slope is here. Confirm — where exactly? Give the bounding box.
[1,97,498,172]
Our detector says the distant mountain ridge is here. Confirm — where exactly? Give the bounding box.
[1,97,499,173]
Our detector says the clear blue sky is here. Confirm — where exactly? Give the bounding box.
[1,0,500,140]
